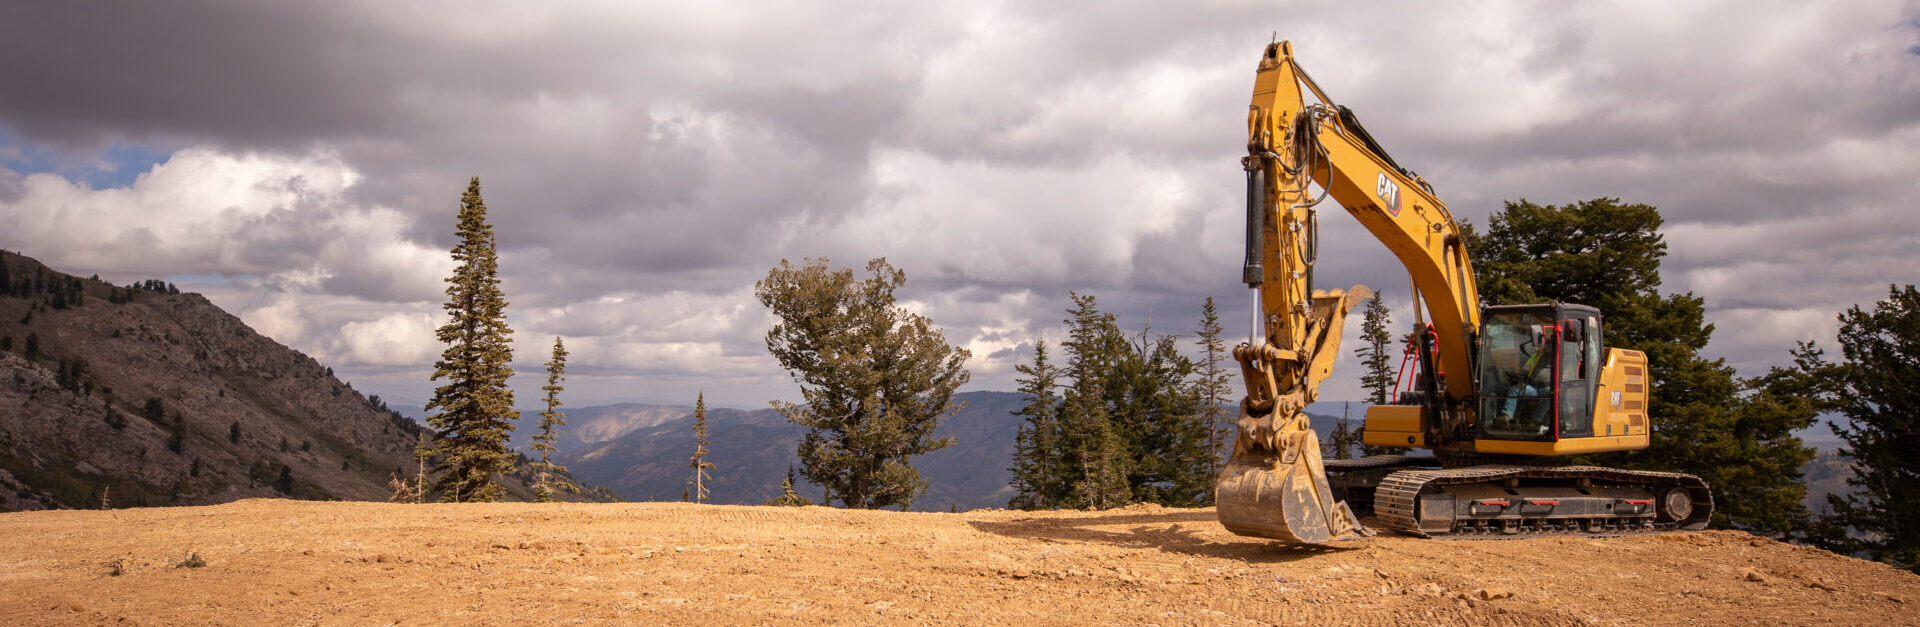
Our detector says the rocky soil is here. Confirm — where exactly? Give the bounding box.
[3,500,1915,625]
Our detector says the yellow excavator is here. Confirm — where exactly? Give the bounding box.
[1215,41,1712,543]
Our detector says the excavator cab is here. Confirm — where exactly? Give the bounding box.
[1475,304,1597,441]
[1471,303,1647,456]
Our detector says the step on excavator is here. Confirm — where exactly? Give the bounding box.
[1214,41,1713,544]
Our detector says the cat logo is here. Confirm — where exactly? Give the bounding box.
[1376,172,1401,216]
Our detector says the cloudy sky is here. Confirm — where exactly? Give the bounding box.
[2,1,1916,412]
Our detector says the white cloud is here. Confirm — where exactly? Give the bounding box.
[340,311,441,368]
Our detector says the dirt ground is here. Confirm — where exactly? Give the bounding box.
[2,500,1915,626]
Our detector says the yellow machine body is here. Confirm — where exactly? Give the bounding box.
[1215,41,1705,544]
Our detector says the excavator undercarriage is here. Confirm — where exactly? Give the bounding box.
[1327,458,1713,538]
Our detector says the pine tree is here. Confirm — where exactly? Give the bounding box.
[423,177,519,503]
[1008,340,1063,509]
[1783,285,1920,571]
[408,433,432,503]
[1104,325,1208,506]
[24,332,38,361]
[1193,297,1233,481]
[1327,404,1356,460]
[688,392,715,503]
[763,466,814,506]
[1056,293,1131,509]
[755,258,970,510]
[1347,294,1399,457]
[532,336,570,502]
[167,412,185,454]
[1355,295,1396,404]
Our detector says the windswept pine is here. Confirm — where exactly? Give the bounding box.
[688,392,714,503]
[532,336,570,502]
[755,258,970,510]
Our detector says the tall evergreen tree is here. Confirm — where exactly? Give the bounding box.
[1782,285,1920,571]
[1007,340,1063,509]
[532,336,570,502]
[1056,293,1131,509]
[1354,295,1396,404]
[1465,197,1815,533]
[1345,294,1398,457]
[423,177,519,503]
[688,392,715,503]
[1193,297,1233,480]
[755,258,971,510]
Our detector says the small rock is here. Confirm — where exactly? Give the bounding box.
[1373,568,1390,579]
[1010,569,1031,580]
[107,559,128,577]
[1808,580,1837,593]
[301,549,314,556]
[1888,594,1906,604]
[1750,538,1767,547]
[1738,567,1767,583]
[517,541,532,550]
[375,554,395,563]
[1471,588,1513,600]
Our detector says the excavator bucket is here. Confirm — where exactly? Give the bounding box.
[1215,288,1373,544]
[1216,414,1370,543]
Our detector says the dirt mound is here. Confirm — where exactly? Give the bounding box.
[2,500,1913,625]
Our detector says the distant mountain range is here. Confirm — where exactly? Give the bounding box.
[518,392,1024,511]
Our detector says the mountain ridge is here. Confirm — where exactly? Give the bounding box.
[0,249,576,510]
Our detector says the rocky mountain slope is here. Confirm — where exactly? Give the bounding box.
[0,249,557,510]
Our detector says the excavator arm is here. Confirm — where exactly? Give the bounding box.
[1215,41,1480,543]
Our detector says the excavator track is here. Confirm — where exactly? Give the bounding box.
[1374,465,1712,538]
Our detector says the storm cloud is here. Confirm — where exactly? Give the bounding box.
[2,1,1915,408]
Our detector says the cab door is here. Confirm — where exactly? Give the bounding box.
[1555,318,1595,438]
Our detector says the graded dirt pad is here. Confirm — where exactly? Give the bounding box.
[2,501,1915,625]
